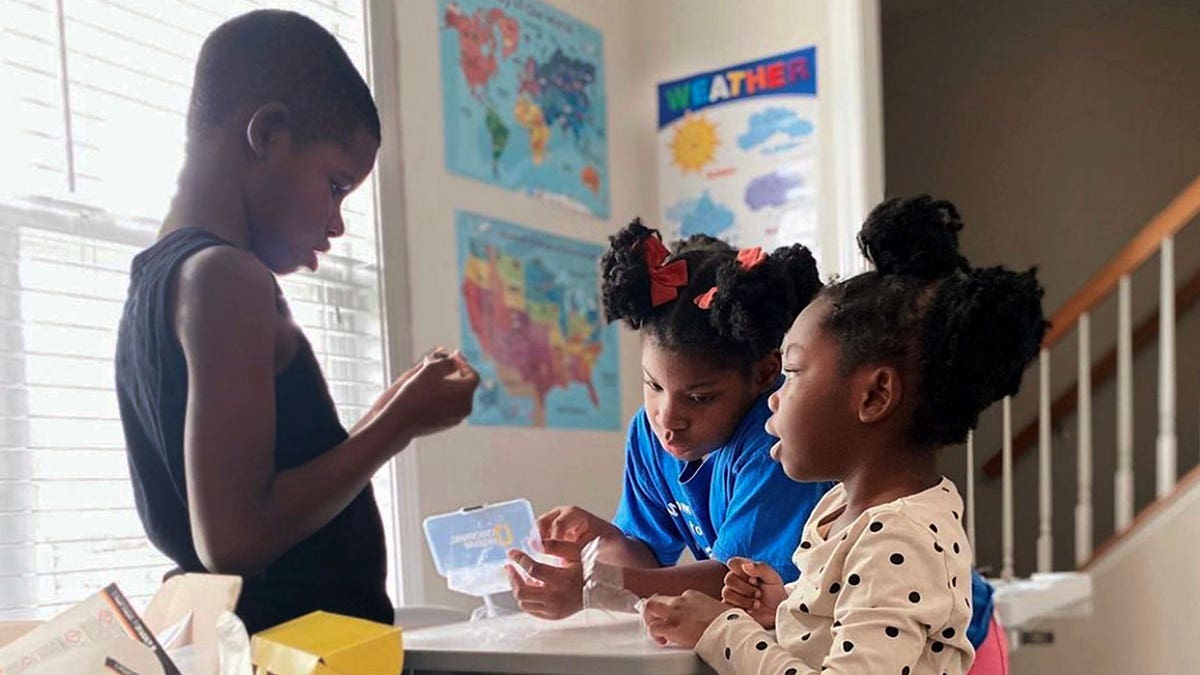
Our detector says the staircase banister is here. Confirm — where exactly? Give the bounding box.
[982,264,1200,479]
[1043,174,1200,350]
[980,173,1200,480]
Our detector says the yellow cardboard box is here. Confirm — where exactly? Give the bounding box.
[250,612,402,675]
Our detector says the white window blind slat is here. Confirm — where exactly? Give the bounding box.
[36,539,168,574]
[65,15,197,65]
[35,566,170,606]
[30,449,131,481]
[29,419,125,449]
[0,0,397,617]
[77,0,208,40]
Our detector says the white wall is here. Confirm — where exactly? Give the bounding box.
[1010,479,1200,674]
[880,0,1200,577]
[635,0,880,276]
[378,0,647,608]
[374,0,878,608]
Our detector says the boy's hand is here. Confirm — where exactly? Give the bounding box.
[537,505,620,546]
[349,361,423,436]
[370,348,480,441]
[505,550,584,620]
[641,591,727,648]
[722,557,786,628]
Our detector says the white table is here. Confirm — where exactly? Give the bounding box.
[402,609,714,675]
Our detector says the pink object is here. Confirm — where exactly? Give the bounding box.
[693,287,718,309]
[736,246,767,270]
[968,614,1010,675]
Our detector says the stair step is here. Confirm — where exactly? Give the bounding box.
[990,572,1093,630]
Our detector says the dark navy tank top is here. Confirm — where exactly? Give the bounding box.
[114,227,392,633]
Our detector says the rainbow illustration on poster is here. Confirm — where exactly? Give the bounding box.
[657,47,820,264]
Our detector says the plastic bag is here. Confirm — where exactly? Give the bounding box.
[580,538,642,614]
[214,611,251,675]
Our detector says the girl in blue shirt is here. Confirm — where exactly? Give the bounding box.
[506,219,830,618]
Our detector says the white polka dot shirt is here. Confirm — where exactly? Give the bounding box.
[696,477,976,674]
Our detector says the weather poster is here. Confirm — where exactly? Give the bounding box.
[656,47,819,260]
[456,211,621,430]
[439,0,610,218]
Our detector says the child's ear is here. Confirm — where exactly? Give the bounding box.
[245,103,290,159]
[857,365,901,424]
[752,350,782,392]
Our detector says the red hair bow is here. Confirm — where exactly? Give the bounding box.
[736,246,766,270]
[643,235,689,307]
[693,287,718,310]
[693,247,766,311]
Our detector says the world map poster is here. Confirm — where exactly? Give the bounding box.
[656,47,820,264]
[456,211,620,430]
[439,0,610,218]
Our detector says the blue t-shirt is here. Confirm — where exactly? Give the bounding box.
[609,391,996,649]
[612,391,833,582]
[968,572,995,648]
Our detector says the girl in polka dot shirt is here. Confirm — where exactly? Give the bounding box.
[642,196,1046,675]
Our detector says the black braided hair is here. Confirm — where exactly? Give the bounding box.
[600,219,822,369]
[821,195,1048,447]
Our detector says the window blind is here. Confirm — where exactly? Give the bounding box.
[0,0,397,618]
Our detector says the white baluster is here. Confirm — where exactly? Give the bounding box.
[1038,350,1053,573]
[1157,237,1177,498]
[1116,276,1135,531]
[1002,396,1015,581]
[1076,313,1093,566]
[966,431,976,555]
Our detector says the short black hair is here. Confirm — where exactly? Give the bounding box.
[820,195,1048,447]
[187,10,380,147]
[601,219,822,369]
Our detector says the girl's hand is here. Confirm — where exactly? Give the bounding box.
[537,505,620,546]
[722,558,787,628]
[641,591,727,648]
[505,550,585,620]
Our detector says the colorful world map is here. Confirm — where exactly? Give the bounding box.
[456,212,619,429]
[440,0,609,218]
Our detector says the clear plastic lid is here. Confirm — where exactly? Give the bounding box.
[422,498,542,598]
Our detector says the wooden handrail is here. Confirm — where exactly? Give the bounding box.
[982,266,1200,479]
[1043,174,1200,349]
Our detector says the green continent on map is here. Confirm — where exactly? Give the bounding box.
[485,108,509,172]
[444,3,599,172]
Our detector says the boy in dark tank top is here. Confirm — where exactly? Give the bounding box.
[114,9,479,633]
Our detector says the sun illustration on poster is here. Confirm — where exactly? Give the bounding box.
[669,113,719,173]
